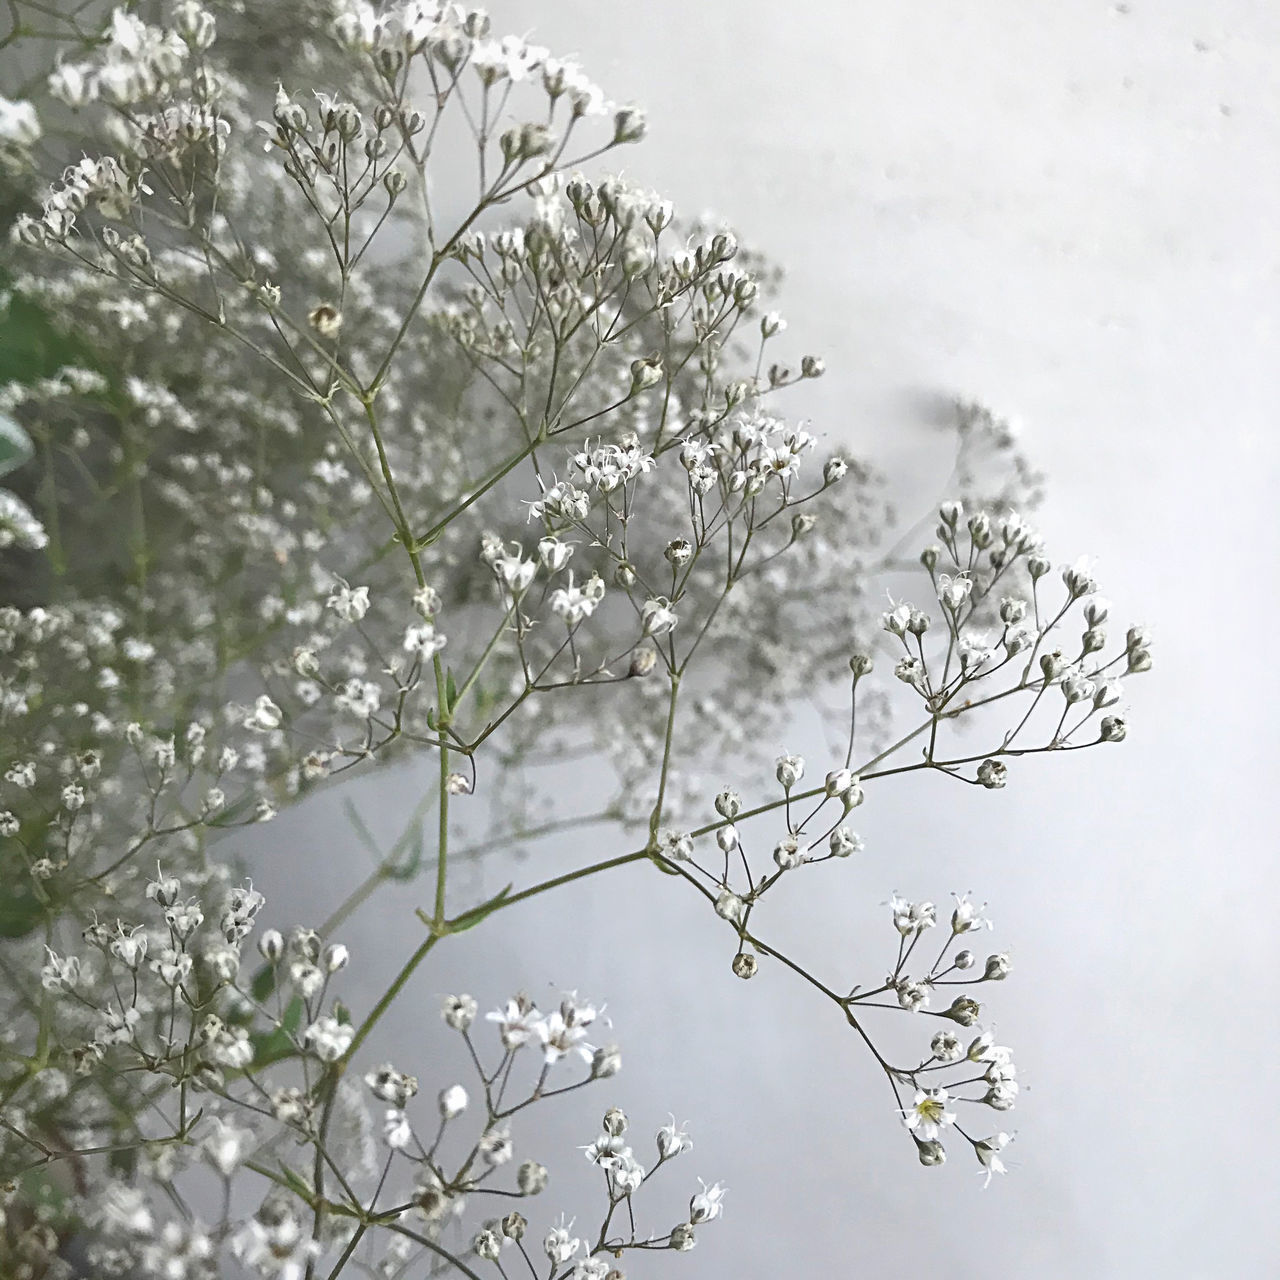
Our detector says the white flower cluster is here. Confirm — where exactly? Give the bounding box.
[0,1,1151,1275]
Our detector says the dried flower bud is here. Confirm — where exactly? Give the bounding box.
[603,1107,628,1136]
[517,1161,548,1195]
[308,304,342,339]
[732,952,758,979]
[976,759,1007,789]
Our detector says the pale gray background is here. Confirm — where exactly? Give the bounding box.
[243,3,1280,1276]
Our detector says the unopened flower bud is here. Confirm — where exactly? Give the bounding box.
[502,1212,527,1240]
[629,648,658,678]
[775,754,804,788]
[517,1161,548,1195]
[613,106,647,143]
[954,949,975,970]
[714,890,745,926]
[665,537,693,567]
[670,1222,697,1251]
[442,993,477,1030]
[592,1045,622,1078]
[715,789,740,819]
[323,943,349,973]
[603,1107,628,1136]
[474,1229,501,1261]
[439,1084,468,1118]
[829,826,862,857]
[732,952,757,979]
[629,354,663,392]
[915,1138,946,1167]
[1099,715,1127,742]
[1127,647,1152,674]
[942,996,981,1026]
[258,930,284,962]
[773,837,802,870]
[983,952,1011,980]
[849,653,873,677]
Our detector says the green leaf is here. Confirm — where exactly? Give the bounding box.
[444,667,458,715]
[0,839,46,937]
[447,883,513,933]
[249,994,304,1067]
[409,527,443,552]
[276,1162,316,1204]
[0,268,104,389]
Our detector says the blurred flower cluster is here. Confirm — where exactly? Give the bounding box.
[0,2,1148,1276]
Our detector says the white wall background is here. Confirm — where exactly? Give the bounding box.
[245,3,1280,1275]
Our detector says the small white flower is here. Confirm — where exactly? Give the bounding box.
[303,1015,353,1062]
[403,622,447,657]
[950,894,992,934]
[975,1132,1013,1187]
[243,695,282,733]
[202,1117,252,1177]
[689,1178,726,1223]
[902,1088,957,1143]
[486,996,541,1049]
[326,580,370,622]
[657,1117,693,1159]
[641,597,678,636]
[890,895,936,936]
[544,1220,581,1265]
[0,95,42,146]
